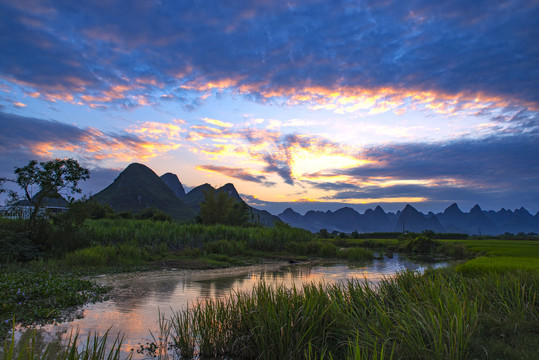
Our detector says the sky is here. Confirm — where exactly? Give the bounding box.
[1,0,538,215]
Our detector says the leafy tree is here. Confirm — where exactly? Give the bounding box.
[227,201,250,226]
[198,188,250,226]
[319,229,329,238]
[13,158,90,223]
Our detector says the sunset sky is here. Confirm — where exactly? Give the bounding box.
[1,0,538,214]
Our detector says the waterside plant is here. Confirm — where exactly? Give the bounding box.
[154,268,538,360]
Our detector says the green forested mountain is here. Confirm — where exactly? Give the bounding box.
[93,163,280,226]
[92,163,196,221]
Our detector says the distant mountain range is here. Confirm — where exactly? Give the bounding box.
[92,163,539,234]
[92,163,279,225]
[278,203,539,235]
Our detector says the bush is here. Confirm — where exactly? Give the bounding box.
[438,243,469,258]
[305,241,322,255]
[346,247,375,261]
[401,235,440,253]
[285,241,307,254]
[320,243,338,257]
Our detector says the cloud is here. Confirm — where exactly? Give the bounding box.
[296,131,539,208]
[0,111,181,171]
[1,0,537,116]
[201,118,234,128]
[196,164,275,186]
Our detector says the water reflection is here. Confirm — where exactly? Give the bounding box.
[34,254,448,359]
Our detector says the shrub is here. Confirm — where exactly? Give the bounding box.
[437,243,469,258]
[320,243,338,257]
[346,247,375,261]
[401,235,440,253]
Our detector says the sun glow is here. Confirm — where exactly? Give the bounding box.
[290,149,371,180]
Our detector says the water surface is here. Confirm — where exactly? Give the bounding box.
[34,254,448,357]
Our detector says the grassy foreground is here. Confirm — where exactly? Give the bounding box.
[2,219,538,359]
[152,268,537,360]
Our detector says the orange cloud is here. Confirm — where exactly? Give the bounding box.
[127,120,186,140]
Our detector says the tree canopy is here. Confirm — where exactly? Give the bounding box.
[198,188,250,226]
[12,158,90,221]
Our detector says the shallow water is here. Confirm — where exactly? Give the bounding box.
[30,254,449,357]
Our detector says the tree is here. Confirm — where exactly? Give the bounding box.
[198,188,250,226]
[13,159,90,222]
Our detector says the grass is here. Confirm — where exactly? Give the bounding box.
[1,324,132,359]
[438,238,539,274]
[157,268,538,360]
[84,219,314,253]
[456,256,539,274]
[447,239,539,257]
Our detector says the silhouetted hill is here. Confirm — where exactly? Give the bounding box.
[185,182,280,226]
[15,190,68,207]
[277,203,539,235]
[92,163,195,221]
[185,183,214,211]
[218,183,244,203]
[363,206,392,232]
[467,204,499,235]
[394,204,445,233]
[91,164,539,233]
[161,173,186,200]
[504,207,537,234]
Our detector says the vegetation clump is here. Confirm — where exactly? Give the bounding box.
[0,270,109,338]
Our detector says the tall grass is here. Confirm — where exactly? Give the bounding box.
[84,219,314,252]
[161,268,537,360]
[1,325,132,360]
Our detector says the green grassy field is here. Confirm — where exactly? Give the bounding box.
[438,238,539,274]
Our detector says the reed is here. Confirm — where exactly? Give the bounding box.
[162,268,537,360]
[84,219,314,253]
[1,325,131,360]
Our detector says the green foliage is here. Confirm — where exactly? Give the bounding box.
[13,159,89,223]
[1,326,131,359]
[132,207,172,221]
[63,243,149,268]
[197,188,250,226]
[447,239,539,258]
[84,219,314,253]
[437,242,469,258]
[203,239,246,256]
[399,235,440,253]
[456,256,539,274]
[344,247,375,261]
[320,243,338,258]
[0,271,109,338]
[66,198,114,221]
[0,219,40,262]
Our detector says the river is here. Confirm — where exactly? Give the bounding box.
[26,254,449,358]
